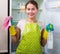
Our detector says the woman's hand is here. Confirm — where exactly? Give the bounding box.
[9,25,16,36]
[41,29,47,47]
[11,27,21,43]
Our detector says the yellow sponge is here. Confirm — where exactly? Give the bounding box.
[9,26,16,36]
[43,29,48,40]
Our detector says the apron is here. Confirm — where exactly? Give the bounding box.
[16,22,42,54]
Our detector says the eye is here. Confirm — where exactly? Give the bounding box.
[32,8,35,10]
[27,8,30,11]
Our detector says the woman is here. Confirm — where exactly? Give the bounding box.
[9,0,47,54]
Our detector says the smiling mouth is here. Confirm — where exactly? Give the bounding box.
[29,14,34,16]
[30,14,33,16]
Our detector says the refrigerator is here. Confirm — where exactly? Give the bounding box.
[10,0,60,54]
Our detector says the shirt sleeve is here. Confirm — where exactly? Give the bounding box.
[17,19,26,31]
[38,21,45,31]
[17,20,22,29]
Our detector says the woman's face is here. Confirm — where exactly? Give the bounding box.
[25,3,38,19]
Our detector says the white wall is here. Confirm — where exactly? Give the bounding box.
[0,0,8,53]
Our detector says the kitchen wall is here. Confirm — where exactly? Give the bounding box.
[0,0,8,53]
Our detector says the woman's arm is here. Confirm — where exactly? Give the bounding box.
[11,27,21,43]
[41,29,47,47]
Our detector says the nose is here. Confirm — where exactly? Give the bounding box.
[29,9,32,13]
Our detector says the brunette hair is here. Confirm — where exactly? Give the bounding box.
[25,0,38,9]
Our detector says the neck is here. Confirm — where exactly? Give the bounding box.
[27,17,37,23]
